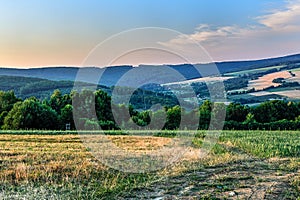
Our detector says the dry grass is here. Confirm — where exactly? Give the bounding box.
[108,135,172,152]
[0,132,299,199]
[287,71,300,83]
[0,134,104,185]
[247,71,292,90]
[0,134,170,199]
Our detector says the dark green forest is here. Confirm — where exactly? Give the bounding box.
[1,89,300,131]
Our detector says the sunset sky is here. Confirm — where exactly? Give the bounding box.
[0,0,300,67]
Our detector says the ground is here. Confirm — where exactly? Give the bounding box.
[121,148,299,199]
[0,131,299,199]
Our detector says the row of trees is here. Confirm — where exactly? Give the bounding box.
[224,101,300,130]
[1,89,300,130]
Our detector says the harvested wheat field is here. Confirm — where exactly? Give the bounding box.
[248,71,292,91]
[0,131,299,199]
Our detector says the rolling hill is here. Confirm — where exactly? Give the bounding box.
[0,75,109,100]
[0,53,300,87]
[0,75,178,109]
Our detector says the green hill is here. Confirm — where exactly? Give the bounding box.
[0,75,109,100]
[0,75,178,109]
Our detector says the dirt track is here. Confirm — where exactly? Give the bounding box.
[120,146,299,199]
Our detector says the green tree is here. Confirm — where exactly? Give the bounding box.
[254,100,295,123]
[149,110,167,130]
[226,103,249,122]
[95,90,114,122]
[137,110,151,126]
[165,105,181,130]
[111,104,129,129]
[211,102,226,130]
[84,119,100,130]
[48,89,63,114]
[199,100,212,130]
[0,90,19,113]
[60,104,74,130]
[0,91,20,127]
[244,113,256,124]
[2,97,58,130]
[0,111,8,128]
[72,90,95,120]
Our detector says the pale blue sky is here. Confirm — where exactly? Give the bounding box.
[0,0,299,67]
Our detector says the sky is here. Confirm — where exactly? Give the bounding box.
[0,0,300,67]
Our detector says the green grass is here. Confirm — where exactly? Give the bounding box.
[218,131,300,158]
[192,130,300,158]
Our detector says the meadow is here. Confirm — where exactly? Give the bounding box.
[0,130,299,199]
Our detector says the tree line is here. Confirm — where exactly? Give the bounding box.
[1,89,300,131]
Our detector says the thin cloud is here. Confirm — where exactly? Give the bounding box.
[161,25,253,46]
[159,0,300,61]
[258,0,300,31]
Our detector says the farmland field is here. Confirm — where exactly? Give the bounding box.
[247,71,292,91]
[0,131,299,199]
[162,76,233,86]
[240,89,300,100]
[224,65,285,77]
[287,71,300,84]
[271,90,300,99]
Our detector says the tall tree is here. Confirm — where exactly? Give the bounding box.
[0,90,19,113]
[254,100,295,123]
[199,100,212,130]
[226,103,249,122]
[60,104,74,130]
[48,89,63,114]
[0,91,20,126]
[165,105,181,130]
[2,97,58,130]
[95,90,114,122]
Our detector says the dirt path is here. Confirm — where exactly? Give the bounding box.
[120,149,299,199]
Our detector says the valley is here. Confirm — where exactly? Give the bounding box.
[2,54,300,107]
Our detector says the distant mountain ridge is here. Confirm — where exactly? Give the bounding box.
[1,53,300,86]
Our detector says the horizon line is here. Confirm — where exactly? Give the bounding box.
[0,52,299,69]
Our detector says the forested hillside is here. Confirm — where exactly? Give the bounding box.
[1,89,300,131]
[0,75,108,99]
